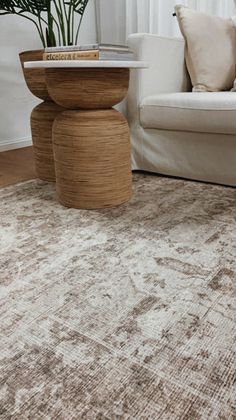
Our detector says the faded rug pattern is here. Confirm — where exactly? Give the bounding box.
[0,174,235,419]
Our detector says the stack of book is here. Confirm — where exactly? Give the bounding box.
[43,44,135,61]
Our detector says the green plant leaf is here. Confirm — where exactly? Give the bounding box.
[0,0,49,15]
[64,0,89,16]
[0,0,89,47]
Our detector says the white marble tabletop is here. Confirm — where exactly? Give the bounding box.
[24,60,148,69]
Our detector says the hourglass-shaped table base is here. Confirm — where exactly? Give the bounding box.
[24,61,148,209]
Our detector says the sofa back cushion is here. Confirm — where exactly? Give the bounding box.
[175,5,236,92]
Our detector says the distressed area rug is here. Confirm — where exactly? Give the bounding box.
[0,174,236,419]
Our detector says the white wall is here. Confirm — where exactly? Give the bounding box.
[0,0,96,151]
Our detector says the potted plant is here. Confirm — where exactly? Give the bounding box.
[0,0,90,99]
[0,1,90,182]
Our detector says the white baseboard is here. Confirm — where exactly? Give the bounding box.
[0,137,32,152]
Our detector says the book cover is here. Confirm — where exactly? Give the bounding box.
[43,51,99,61]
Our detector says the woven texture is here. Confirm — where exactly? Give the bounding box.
[31,101,64,182]
[46,68,130,109]
[53,109,132,209]
[0,174,235,418]
[20,50,51,101]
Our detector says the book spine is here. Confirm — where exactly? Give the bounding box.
[43,51,99,61]
[100,46,130,53]
[100,52,135,60]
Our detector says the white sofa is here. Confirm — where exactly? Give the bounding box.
[127,33,236,186]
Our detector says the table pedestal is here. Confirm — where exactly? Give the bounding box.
[53,109,132,209]
[45,67,132,209]
[31,101,63,181]
[20,50,62,182]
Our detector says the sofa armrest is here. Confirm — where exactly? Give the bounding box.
[127,34,191,123]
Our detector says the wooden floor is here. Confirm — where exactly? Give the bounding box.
[0,147,36,188]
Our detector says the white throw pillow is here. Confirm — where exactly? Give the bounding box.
[175,5,236,92]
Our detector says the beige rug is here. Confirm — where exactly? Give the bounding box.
[0,174,235,419]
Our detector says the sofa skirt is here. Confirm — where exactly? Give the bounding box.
[131,126,236,187]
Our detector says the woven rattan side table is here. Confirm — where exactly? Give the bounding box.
[24,60,148,209]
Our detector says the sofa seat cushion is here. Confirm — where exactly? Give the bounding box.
[140,92,236,135]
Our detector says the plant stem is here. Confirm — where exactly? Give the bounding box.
[72,8,75,45]
[53,0,66,45]
[37,14,47,47]
[53,18,62,45]
[67,1,73,45]
[61,0,68,22]
[50,15,62,45]
[75,13,84,45]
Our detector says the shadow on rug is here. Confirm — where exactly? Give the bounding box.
[0,174,235,419]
